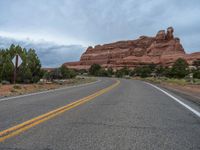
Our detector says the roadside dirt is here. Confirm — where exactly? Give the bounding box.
[157,83,200,106]
[0,77,96,97]
[0,83,60,97]
[161,83,200,98]
[133,77,200,105]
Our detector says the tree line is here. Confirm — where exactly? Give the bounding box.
[43,65,77,81]
[88,58,200,79]
[0,44,78,84]
[0,44,43,83]
[1,44,199,84]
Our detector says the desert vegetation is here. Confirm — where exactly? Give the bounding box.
[43,65,77,81]
[0,44,43,84]
[88,58,200,84]
[0,44,79,84]
[0,44,99,97]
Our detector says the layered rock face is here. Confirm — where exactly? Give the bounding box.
[64,27,200,70]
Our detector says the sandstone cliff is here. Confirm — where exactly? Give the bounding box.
[64,27,200,70]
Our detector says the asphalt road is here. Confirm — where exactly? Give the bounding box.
[0,78,200,150]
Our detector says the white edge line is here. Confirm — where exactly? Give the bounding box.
[0,79,101,102]
[145,82,200,118]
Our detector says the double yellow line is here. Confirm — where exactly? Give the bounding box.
[0,80,120,142]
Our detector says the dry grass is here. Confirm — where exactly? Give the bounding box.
[0,77,97,97]
[133,77,200,97]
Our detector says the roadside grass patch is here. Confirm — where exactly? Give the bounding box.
[165,78,187,86]
[10,88,17,93]
[136,77,190,86]
[1,77,97,97]
[194,79,200,85]
[13,85,22,90]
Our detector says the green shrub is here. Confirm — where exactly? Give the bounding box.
[193,70,200,79]
[13,85,22,89]
[165,78,187,85]
[170,58,189,78]
[107,68,114,77]
[134,66,152,78]
[68,69,77,78]
[0,44,42,83]
[47,66,77,80]
[193,60,200,68]
[1,80,11,85]
[193,79,200,84]
[115,69,124,78]
[155,66,165,77]
[98,69,109,77]
[77,69,88,75]
[11,88,17,93]
[89,64,101,76]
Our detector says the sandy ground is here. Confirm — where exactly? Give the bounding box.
[0,77,96,97]
[133,77,200,104]
[161,83,200,96]
[160,83,200,102]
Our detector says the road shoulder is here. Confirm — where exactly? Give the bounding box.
[0,77,99,101]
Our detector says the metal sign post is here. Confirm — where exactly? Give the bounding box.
[12,54,22,84]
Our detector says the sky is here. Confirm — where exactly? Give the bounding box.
[0,0,200,67]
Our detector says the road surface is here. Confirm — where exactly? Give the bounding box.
[0,78,200,150]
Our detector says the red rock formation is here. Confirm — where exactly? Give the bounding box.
[64,27,200,70]
[166,27,174,40]
[156,30,166,42]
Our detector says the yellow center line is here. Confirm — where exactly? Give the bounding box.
[0,79,120,142]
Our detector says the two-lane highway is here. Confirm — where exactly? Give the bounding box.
[0,78,200,150]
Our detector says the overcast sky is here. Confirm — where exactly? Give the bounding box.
[0,0,199,67]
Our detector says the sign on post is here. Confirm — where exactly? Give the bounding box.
[12,54,23,84]
[12,55,22,68]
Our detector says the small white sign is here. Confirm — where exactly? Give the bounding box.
[12,55,23,68]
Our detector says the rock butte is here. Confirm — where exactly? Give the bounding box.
[64,27,200,70]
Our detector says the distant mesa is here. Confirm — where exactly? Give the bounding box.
[64,27,200,70]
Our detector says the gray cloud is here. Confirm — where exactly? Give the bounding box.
[0,36,84,67]
[0,0,200,66]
